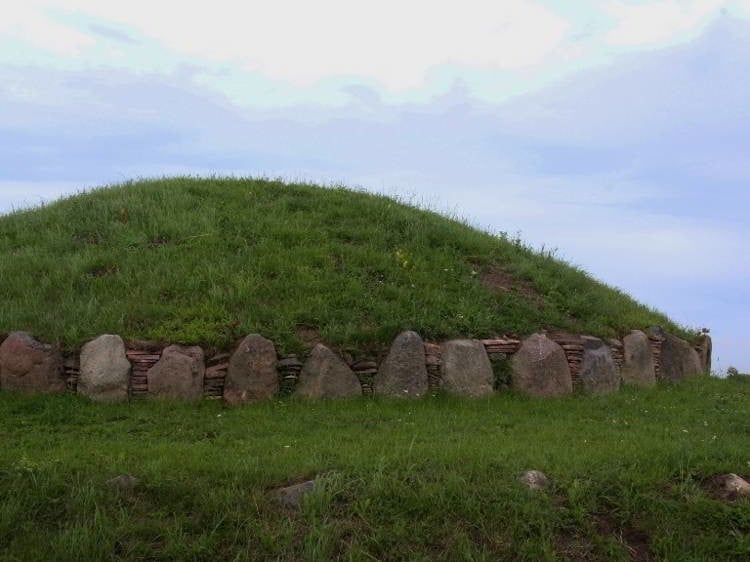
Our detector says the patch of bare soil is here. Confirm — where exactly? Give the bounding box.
[295,324,322,348]
[594,514,652,562]
[555,531,599,562]
[477,266,544,303]
[87,264,119,278]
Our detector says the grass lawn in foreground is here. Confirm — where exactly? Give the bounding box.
[1,376,749,561]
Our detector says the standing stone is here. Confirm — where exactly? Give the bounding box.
[0,332,65,393]
[511,333,573,397]
[294,344,362,399]
[78,335,131,402]
[147,345,205,400]
[374,331,429,399]
[621,330,656,387]
[579,336,620,395]
[695,334,712,375]
[440,339,494,398]
[660,332,703,381]
[224,334,278,404]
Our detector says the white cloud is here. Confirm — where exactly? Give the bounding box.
[730,0,750,13]
[6,0,750,102]
[0,3,94,54]
[605,0,725,46]
[6,0,572,90]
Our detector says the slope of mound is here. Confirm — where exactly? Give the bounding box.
[0,177,688,352]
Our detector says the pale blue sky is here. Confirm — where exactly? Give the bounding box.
[1,1,748,371]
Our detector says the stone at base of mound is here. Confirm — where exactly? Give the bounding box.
[78,335,131,402]
[511,333,573,397]
[0,332,65,394]
[579,336,620,395]
[223,389,259,407]
[147,345,205,400]
[0,326,709,403]
[374,331,429,399]
[223,334,278,404]
[659,331,703,381]
[440,339,494,398]
[695,334,712,375]
[621,330,656,387]
[294,344,362,399]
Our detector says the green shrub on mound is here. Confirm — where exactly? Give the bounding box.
[0,177,689,352]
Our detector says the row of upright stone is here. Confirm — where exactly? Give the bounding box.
[0,327,712,402]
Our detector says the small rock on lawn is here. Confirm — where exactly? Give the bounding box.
[107,474,141,492]
[710,473,750,501]
[271,480,316,509]
[519,470,550,490]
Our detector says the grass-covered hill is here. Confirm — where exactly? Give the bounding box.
[0,177,689,352]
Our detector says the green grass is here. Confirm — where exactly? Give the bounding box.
[0,177,690,353]
[0,376,748,561]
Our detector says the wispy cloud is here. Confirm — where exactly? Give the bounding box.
[5,0,750,105]
[86,23,137,45]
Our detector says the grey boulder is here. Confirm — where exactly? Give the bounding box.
[0,332,65,393]
[511,333,573,397]
[374,331,429,399]
[147,345,205,400]
[224,334,278,404]
[660,332,703,381]
[579,336,620,395]
[78,335,131,402]
[621,331,656,387]
[295,344,362,399]
[695,334,712,375]
[440,339,494,398]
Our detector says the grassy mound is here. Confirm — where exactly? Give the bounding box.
[1,377,748,560]
[0,177,688,351]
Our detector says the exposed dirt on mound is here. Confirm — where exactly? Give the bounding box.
[478,266,544,303]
